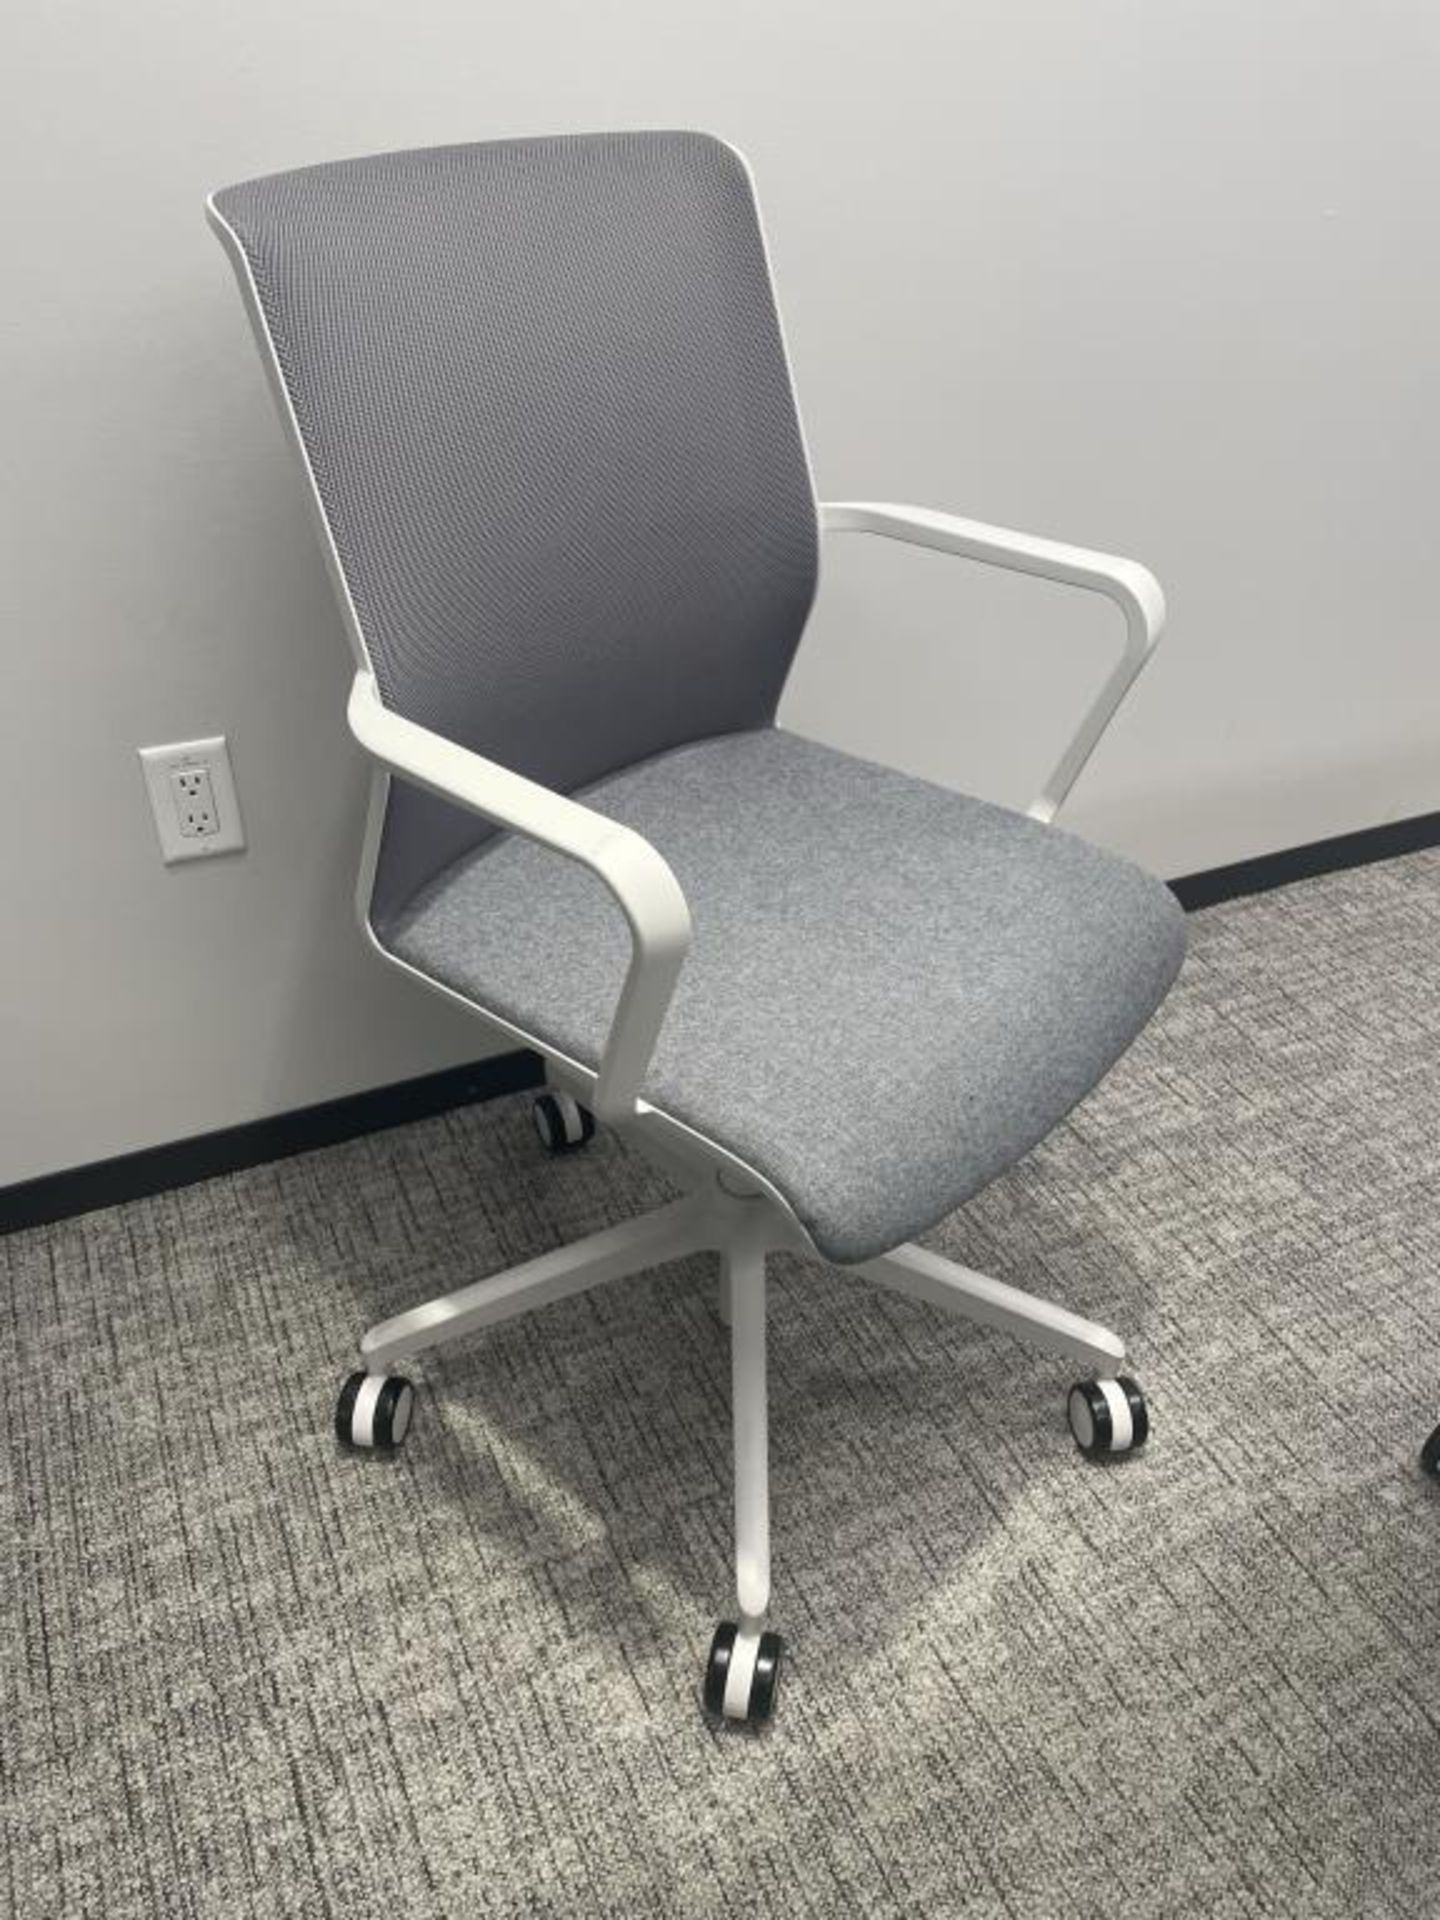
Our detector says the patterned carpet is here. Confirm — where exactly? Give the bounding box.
[4,850,1439,1918]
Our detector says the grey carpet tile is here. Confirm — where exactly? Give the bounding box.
[4,847,1440,1920]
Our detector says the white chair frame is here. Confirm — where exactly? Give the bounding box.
[348,506,1163,1720]
[210,181,1168,1724]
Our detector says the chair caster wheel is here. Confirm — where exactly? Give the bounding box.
[1068,1376,1149,1457]
[1422,1424,1440,1477]
[336,1371,415,1452]
[703,1622,783,1726]
[532,1091,596,1155]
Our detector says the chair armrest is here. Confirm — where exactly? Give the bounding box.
[820,501,1167,821]
[347,671,692,1124]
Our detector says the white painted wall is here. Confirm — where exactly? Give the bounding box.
[3,0,1437,1186]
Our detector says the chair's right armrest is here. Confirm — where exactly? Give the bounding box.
[347,671,692,1124]
[820,502,1167,821]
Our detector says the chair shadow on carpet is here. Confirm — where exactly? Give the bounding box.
[319,1096,1165,1683]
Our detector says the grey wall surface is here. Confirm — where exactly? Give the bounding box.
[3,0,1437,1186]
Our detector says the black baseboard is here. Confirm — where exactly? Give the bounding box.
[0,1050,545,1237]
[1169,809,1440,912]
[6,808,1437,1236]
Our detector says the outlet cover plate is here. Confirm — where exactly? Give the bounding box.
[139,736,246,863]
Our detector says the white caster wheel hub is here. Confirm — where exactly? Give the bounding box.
[704,1621,783,1726]
[336,1371,415,1451]
[1068,1375,1148,1456]
[532,1091,596,1154]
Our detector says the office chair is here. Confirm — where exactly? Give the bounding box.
[209,132,1187,1727]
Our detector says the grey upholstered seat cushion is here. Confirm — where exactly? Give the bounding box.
[386,729,1187,1264]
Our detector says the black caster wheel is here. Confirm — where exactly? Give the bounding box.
[532,1091,596,1155]
[1068,1376,1149,1457]
[336,1371,415,1452]
[1422,1425,1440,1478]
[703,1621,783,1726]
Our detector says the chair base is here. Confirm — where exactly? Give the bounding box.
[344,1148,1143,1723]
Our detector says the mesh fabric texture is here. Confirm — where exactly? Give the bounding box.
[212,132,819,919]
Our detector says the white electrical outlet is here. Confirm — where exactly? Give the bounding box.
[139,737,246,864]
[171,765,220,838]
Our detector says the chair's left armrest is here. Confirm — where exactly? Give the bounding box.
[820,501,1167,821]
[347,672,691,1124]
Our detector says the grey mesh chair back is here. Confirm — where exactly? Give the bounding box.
[210,132,819,923]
